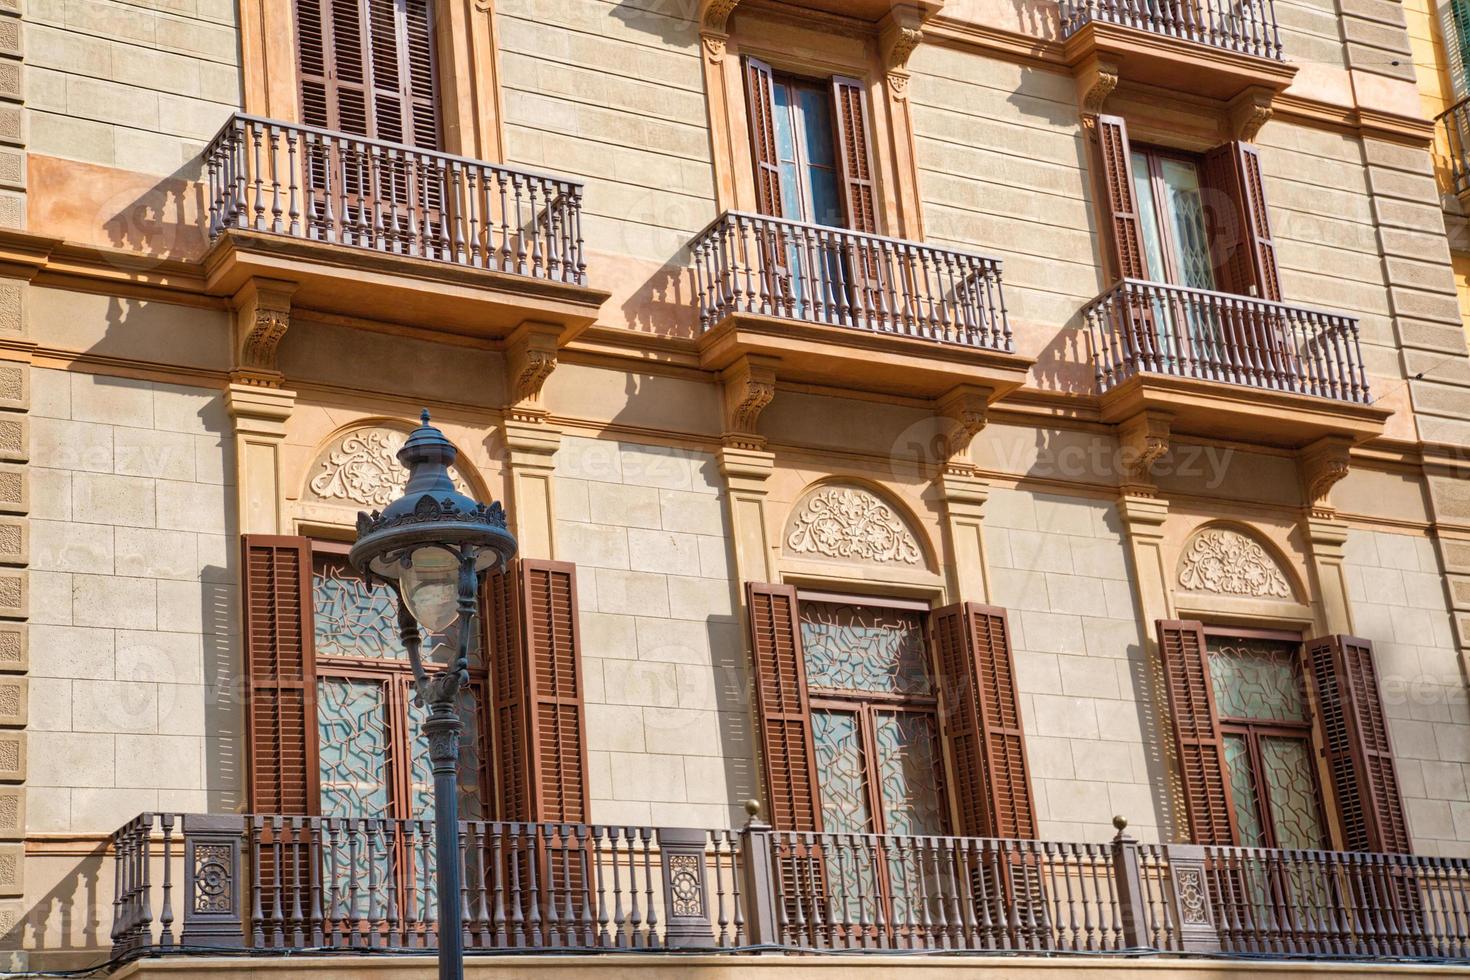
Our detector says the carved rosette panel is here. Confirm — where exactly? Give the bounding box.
[785,486,923,567]
[193,844,234,914]
[668,854,704,917]
[1176,867,1210,925]
[308,427,472,507]
[1177,528,1292,599]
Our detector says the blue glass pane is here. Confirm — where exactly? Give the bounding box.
[317,677,392,817]
[797,86,835,167]
[874,711,945,837]
[812,709,871,834]
[800,601,932,695]
[407,686,486,820]
[313,556,408,660]
[808,169,843,228]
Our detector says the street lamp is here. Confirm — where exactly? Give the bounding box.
[350,410,517,980]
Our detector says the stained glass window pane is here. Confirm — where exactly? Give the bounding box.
[812,709,872,834]
[873,711,946,837]
[1261,735,1325,850]
[317,677,392,818]
[800,601,932,696]
[408,685,486,820]
[313,555,408,660]
[1223,732,1264,847]
[1207,637,1306,723]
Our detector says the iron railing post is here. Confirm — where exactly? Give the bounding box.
[180,813,247,950]
[1162,843,1223,954]
[659,827,716,948]
[1109,815,1152,951]
[738,802,780,949]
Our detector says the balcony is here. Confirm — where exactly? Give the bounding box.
[110,811,1470,965]
[1058,0,1295,103]
[1437,96,1470,208]
[1083,279,1390,446]
[201,113,608,341]
[689,211,1032,400]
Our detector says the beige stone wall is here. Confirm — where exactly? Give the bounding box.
[1344,526,1470,856]
[26,367,235,833]
[552,434,751,828]
[26,0,239,175]
[983,487,1162,843]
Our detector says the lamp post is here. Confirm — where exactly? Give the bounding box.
[349,411,517,980]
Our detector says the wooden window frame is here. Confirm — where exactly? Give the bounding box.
[765,71,848,229]
[1131,142,1218,290]
[1202,625,1332,850]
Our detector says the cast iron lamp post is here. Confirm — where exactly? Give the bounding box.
[349,411,517,980]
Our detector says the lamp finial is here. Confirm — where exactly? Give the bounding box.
[420,408,431,425]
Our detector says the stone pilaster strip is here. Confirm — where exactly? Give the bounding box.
[226,383,296,536]
[502,416,562,560]
[719,445,776,585]
[937,471,991,603]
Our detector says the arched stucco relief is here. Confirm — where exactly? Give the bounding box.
[782,482,931,570]
[1175,524,1298,601]
[303,423,476,508]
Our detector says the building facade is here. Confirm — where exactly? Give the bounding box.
[0,0,1467,973]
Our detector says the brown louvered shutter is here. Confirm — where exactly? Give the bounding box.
[743,57,784,218]
[831,76,878,234]
[294,0,438,148]
[486,559,588,823]
[1308,635,1411,853]
[1201,142,1281,300]
[1156,620,1237,845]
[242,535,319,816]
[1088,114,1148,282]
[932,603,1036,838]
[746,583,822,832]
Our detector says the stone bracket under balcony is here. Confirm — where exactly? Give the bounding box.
[202,114,609,344]
[1084,279,1391,448]
[1060,3,1298,107]
[691,211,1034,402]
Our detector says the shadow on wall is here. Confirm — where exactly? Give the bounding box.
[14,848,107,960]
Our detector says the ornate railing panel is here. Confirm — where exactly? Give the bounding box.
[690,211,1012,351]
[111,814,1470,963]
[1083,278,1370,403]
[204,113,587,285]
[1438,97,1470,201]
[1058,0,1283,60]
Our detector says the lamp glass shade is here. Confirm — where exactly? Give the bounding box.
[399,546,460,634]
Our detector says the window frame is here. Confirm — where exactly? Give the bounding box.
[1204,625,1331,851]
[1130,142,1219,291]
[797,590,951,837]
[766,71,848,229]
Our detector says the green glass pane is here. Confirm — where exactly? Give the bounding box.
[408,686,486,820]
[1223,733,1264,847]
[873,711,946,837]
[1207,637,1306,722]
[1261,736,1325,850]
[812,709,871,834]
[313,555,408,660]
[800,601,932,696]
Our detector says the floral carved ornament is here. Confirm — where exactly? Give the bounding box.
[786,487,923,566]
[1177,528,1292,599]
[309,428,471,507]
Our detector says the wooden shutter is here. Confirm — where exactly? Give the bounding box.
[831,76,878,234]
[242,535,319,816]
[1307,635,1411,853]
[746,583,822,832]
[1200,141,1280,300]
[932,603,1036,838]
[294,0,438,148]
[1156,620,1237,846]
[485,559,589,824]
[743,57,784,218]
[1088,114,1148,282]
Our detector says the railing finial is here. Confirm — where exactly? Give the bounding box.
[1112,814,1133,841]
[743,798,763,827]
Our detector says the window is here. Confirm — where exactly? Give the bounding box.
[799,595,948,838]
[1131,147,1217,292]
[310,547,488,822]
[767,76,844,228]
[1206,632,1327,850]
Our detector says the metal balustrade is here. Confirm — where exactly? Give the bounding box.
[109,813,1470,963]
[690,211,1012,351]
[1438,96,1470,200]
[204,113,587,285]
[1083,279,1370,403]
[1058,0,1283,60]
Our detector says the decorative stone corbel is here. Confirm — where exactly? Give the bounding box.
[230,278,296,387]
[1299,435,1351,517]
[1075,55,1120,116]
[721,356,776,451]
[1117,410,1170,493]
[935,384,992,476]
[880,6,926,99]
[700,0,739,64]
[505,321,561,423]
[1227,86,1274,142]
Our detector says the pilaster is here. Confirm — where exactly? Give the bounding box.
[226,384,295,535]
[1297,436,1354,635]
[502,417,561,560]
[937,471,991,603]
[719,444,776,584]
[1118,492,1173,625]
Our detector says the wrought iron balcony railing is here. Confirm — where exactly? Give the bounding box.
[1437,96,1470,201]
[1083,279,1370,403]
[1058,0,1283,60]
[110,812,1470,963]
[690,211,1013,352]
[204,113,587,285]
